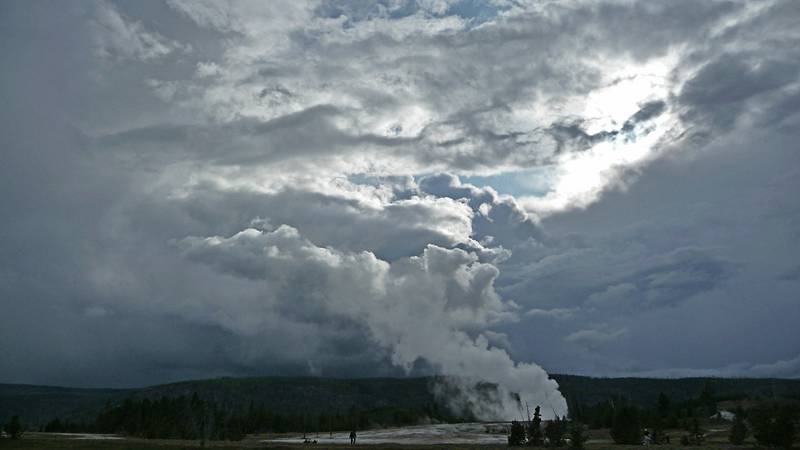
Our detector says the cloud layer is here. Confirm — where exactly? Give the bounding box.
[1,0,799,420]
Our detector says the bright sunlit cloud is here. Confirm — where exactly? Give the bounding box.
[519,54,682,216]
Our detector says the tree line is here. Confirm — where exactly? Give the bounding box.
[35,393,462,441]
[509,381,798,448]
[3,379,797,447]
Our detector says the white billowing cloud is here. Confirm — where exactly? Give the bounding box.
[178,224,567,419]
[146,0,783,225]
[90,0,793,218]
[417,173,542,248]
[132,0,737,194]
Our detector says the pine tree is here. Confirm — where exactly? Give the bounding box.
[729,407,748,445]
[568,421,587,450]
[4,415,24,439]
[527,405,543,446]
[610,404,642,445]
[772,406,797,450]
[657,392,670,417]
[698,381,716,416]
[753,405,797,449]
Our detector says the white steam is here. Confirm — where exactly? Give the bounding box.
[179,224,567,420]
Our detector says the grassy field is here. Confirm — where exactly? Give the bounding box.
[0,424,785,450]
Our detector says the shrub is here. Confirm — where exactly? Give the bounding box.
[545,417,566,447]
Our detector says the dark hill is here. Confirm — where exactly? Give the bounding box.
[135,376,437,414]
[554,374,800,407]
[2,375,799,425]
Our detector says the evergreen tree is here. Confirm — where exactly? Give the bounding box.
[728,407,748,445]
[698,381,717,416]
[527,405,543,446]
[772,406,797,450]
[567,421,587,450]
[508,420,526,446]
[752,405,796,449]
[610,404,642,445]
[4,415,24,439]
[657,392,670,417]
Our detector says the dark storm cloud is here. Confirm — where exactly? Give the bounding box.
[499,126,800,377]
[586,247,737,310]
[777,265,800,282]
[678,54,800,130]
[96,104,422,168]
[498,243,736,314]
[671,0,800,138]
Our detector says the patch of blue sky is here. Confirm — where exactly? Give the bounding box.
[315,0,503,29]
[463,167,555,197]
[348,166,554,199]
[445,0,504,27]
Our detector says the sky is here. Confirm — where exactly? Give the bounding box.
[1,0,799,411]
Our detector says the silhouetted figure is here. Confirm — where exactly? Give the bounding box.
[349,430,357,445]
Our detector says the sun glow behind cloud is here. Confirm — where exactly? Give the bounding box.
[582,55,676,134]
[522,113,676,215]
[519,55,682,216]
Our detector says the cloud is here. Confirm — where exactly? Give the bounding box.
[525,308,577,320]
[135,0,727,191]
[586,247,737,310]
[678,54,799,130]
[97,0,796,218]
[418,173,543,246]
[173,181,479,261]
[564,327,627,351]
[623,354,800,379]
[1,0,799,402]
[777,265,800,281]
[672,1,800,136]
[91,1,187,60]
